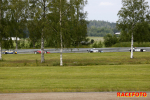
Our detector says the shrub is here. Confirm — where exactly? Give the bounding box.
[112,42,150,47]
[92,41,103,48]
[91,39,94,44]
[104,34,119,47]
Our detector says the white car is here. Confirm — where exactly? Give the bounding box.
[87,48,103,53]
[129,48,146,52]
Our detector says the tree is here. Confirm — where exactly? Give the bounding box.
[27,0,41,48]
[104,34,119,47]
[27,20,41,48]
[28,0,49,63]
[9,0,28,51]
[47,0,88,66]
[27,0,87,65]
[116,0,150,58]
[0,0,9,60]
[68,0,88,47]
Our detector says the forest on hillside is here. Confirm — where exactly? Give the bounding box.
[87,20,119,37]
[20,20,120,38]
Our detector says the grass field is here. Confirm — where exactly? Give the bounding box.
[88,37,104,42]
[0,65,150,93]
[1,52,150,66]
[0,52,150,93]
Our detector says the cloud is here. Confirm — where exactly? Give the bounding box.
[99,2,114,6]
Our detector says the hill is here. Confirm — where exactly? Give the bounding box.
[87,20,119,37]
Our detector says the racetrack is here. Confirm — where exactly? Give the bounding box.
[3,47,150,54]
[0,92,150,100]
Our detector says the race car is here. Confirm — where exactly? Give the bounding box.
[87,48,103,53]
[129,47,146,52]
[34,50,50,54]
[3,50,18,54]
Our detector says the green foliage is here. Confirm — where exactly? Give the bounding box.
[2,39,14,49]
[112,42,150,47]
[87,20,116,29]
[92,41,103,48]
[116,0,150,43]
[104,34,119,47]
[118,31,131,42]
[27,0,88,48]
[17,39,29,49]
[87,26,114,37]
[8,0,28,37]
[27,20,41,48]
[87,20,119,37]
[134,21,150,43]
[28,39,41,49]
[90,39,94,44]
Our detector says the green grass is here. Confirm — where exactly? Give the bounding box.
[88,37,104,42]
[0,65,150,93]
[1,52,150,67]
[0,52,150,93]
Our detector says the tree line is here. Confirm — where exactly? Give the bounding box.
[87,20,119,37]
[103,0,150,53]
[0,0,88,65]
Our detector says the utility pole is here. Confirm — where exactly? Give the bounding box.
[60,0,63,66]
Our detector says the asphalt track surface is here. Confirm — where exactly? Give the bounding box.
[0,92,150,100]
[3,47,150,54]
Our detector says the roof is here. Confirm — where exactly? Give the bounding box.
[2,37,20,41]
[115,32,121,35]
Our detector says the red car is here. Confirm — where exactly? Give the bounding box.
[34,50,50,54]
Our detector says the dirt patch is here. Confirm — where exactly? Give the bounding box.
[0,92,149,100]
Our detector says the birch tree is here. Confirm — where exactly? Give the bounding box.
[28,0,50,63]
[28,0,87,65]
[117,0,150,58]
[47,0,87,66]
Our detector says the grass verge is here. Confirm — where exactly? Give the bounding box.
[1,52,150,66]
[0,65,150,93]
[0,52,150,93]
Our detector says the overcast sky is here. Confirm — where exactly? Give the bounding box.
[84,0,150,23]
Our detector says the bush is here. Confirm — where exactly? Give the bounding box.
[104,34,119,47]
[92,41,103,48]
[91,39,94,44]
[112,42,150,47]
[2,39,14,49]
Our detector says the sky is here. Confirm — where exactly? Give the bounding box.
[84,0,150,23]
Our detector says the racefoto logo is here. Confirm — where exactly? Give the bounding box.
[117,92,147,97]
